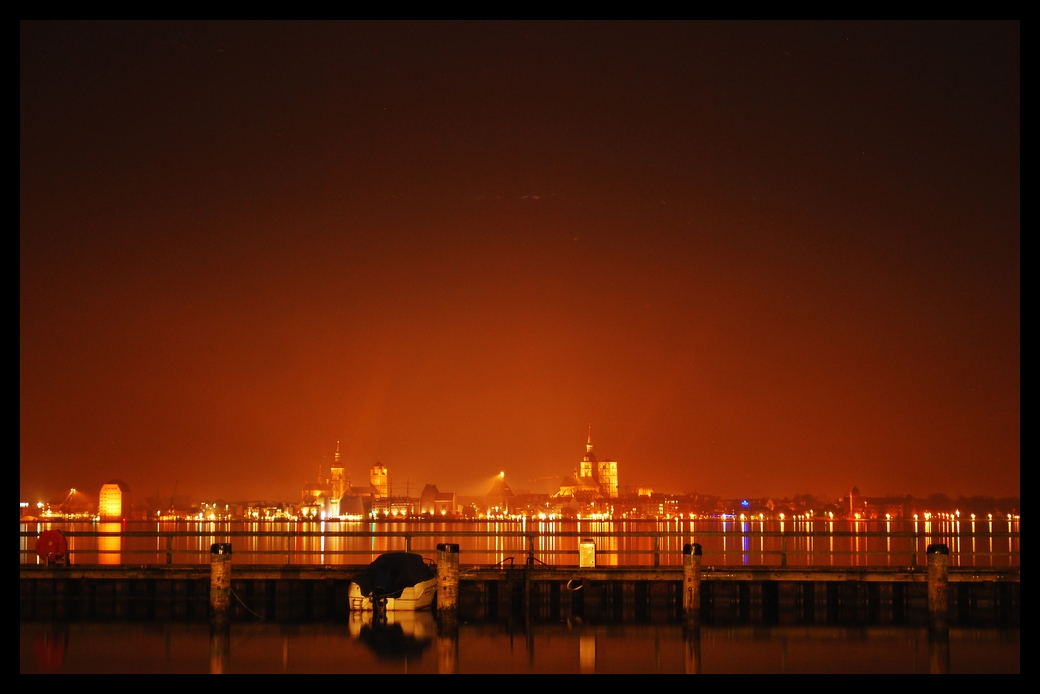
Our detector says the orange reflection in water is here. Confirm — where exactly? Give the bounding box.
[97,522,122,565]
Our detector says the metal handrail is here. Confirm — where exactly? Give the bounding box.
[15,527,1021,538]
[19,525,1020,566]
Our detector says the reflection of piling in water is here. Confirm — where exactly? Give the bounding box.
[928,626,950,674]
[683,543,702,620]
[579,633,596,674]
[33,626,68,673]
[683,622,702,674]
[210,543,232,623]
[927,544,949,627]
[436,613,458,674]
[210,622,231,674]
[437,543,459,614]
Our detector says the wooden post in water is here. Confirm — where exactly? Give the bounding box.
[927,543,949,626]
[210,543,232,622]
[436,543,460,614]
[683,543,702,619]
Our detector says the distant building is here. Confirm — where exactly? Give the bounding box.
[486,477,515,515]
[245,501,294,520]
[510,493,554,517]
[579,427,618,498]
[553,474,585,499]
[552,428,619,501]
[99,480,131,520]
[419,484,458,516]
[301,442,386,518]
[339,496,365,519]
[371,497,417,518]
[329,441,347,500]
[302,479,332,506]
[371,462,388,499]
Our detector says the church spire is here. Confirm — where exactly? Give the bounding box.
[587,424,593,453]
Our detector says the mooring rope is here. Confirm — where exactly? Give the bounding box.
[230,587,265,620]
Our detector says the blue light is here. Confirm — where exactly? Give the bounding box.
[741,500,749,507]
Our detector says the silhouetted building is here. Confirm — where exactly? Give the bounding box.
[338,496,366,519]
[486,477,515,515]
[419,484,458,516]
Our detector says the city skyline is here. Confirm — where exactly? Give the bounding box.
[21,22,1019,505]
[22,432,1020,516]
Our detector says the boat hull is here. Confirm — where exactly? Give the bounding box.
[348,576,437,612]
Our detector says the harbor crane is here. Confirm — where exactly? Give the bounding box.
[59,488,78,514]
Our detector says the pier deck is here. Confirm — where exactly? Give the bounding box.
[21,563,1020,625]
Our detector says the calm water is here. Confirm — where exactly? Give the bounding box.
[20,617,1020,674]
[19,519,1021,567]
[21,519,1020,673]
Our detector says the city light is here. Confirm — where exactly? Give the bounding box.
[18,471,1019,524]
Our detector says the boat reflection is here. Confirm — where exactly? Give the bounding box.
[348,611,436,661]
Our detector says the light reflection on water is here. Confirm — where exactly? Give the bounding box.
[19,519,1021,567]
[19,618,1019,674]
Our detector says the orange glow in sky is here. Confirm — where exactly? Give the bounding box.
[20,22,1019,505]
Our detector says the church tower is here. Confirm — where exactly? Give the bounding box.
[370,462,388,499]
[579,426,619,498]
[579,425,597,482]
[330,441,346,499]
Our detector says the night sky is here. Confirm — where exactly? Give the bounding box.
[20,22,1019,505]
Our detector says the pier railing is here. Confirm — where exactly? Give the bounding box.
[18,524,1020,567]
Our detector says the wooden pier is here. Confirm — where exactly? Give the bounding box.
[20,561,1019,624]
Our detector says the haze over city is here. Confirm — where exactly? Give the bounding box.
[20,22,1019,506]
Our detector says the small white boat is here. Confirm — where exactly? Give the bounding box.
[348,552,438,612]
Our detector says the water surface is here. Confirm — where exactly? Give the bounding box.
[20,617,1019,674]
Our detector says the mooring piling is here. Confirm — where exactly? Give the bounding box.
[210,543,232,622]
[683,542,702,619]
[437,543,460,614]
[927,543,949,626]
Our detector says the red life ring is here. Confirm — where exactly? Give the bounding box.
[35,529,68,562]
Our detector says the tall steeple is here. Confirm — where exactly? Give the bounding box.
[580,425,597,481]
[330,441,346,498]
